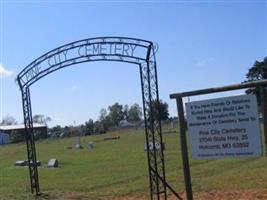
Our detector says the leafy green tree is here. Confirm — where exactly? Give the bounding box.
[33,114,51,124]
[149,100,169,121]
[0,115,17,125]
[93,121,106,133]
[50,125,62,137]
[63,126,71,137]
[108,102,124,126]
[99,108,108,122]
[98,108,112,130]
[246,57,267,81]
[123,104,129,120]
[245,57,267,106]
[80,124,86,136]
[128,103,142,122]
[85,118,94,135]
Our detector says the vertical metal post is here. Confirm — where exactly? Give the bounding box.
[139,64,153,200]
[260,86,267,156]
[21,87,40,195]
[141,43,167,199]
[176,97,193,200]
[152,46,167,200]
[146,59,160,200]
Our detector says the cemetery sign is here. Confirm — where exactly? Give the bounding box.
[186,94,262,159]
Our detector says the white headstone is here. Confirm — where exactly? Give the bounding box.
[14,160,27,166]
[47,158,58,168]
[75,136,83,149]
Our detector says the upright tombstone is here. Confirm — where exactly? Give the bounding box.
[171,120,174,129]
[75,136,83,149]
[88,141,94,150]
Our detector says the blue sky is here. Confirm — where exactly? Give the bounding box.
[0,1,266,126]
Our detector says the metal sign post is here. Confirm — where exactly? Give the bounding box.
[260,86,267,156]
[176,97,193,200]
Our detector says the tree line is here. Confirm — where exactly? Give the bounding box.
[55,100,169,137]
[0,100,169,139]
[1,56,266,141]
[96,100,167,131]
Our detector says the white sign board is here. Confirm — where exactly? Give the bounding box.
[185,94,262,159]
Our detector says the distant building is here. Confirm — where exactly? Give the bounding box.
[0,123,48,143]
[119,120,134,128]
[0,132,10,145]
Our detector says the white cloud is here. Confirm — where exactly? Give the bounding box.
[71,85,81,92]
[195,58,214,68]
[0,63,14,77]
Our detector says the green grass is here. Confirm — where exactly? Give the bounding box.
[1,127,267,199]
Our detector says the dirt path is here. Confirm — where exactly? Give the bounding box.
[38,189,267,200]
[195,189,267,200]
[109,189,267,200]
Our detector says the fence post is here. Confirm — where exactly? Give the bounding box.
[176,97,193,200]
[260,86,267,156]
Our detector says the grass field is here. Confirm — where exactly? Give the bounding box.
[1,126,267,200]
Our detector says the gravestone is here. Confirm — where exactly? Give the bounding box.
[26,160,41,167]
[47,158,58,168]
[144,142,165,151]
[75,136,83,149]
[88,141,94,150]
[14,160,27,166]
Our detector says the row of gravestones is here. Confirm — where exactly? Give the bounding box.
[75,137,94,150]
[76,136,165,151]
[14,142,163,168]
[144,142,165,151]
[14,158,58,168]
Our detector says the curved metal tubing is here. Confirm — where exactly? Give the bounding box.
[18,37,151,79]
[23,55,147,88]
[17,37,180,200]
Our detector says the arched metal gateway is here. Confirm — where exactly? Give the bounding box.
[17,37,181,200]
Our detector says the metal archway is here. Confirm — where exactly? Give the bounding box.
[17,37,181,200]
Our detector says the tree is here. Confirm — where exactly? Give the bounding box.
[98,108,112,130]
[93,120,106,134]
[85,118,94,135]
[99,108,108,122]
[108,102,124,126]
[123,104,129,120]
[245,57,267,106]
[33,114,52,125]
[63,126,72,137]
[246,57,267,81]
[0,115,17,125]
[128,103,142,122]
[149,100,169,121]
[50,125,62,137]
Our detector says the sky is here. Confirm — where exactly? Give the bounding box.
[0,0,266,127]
